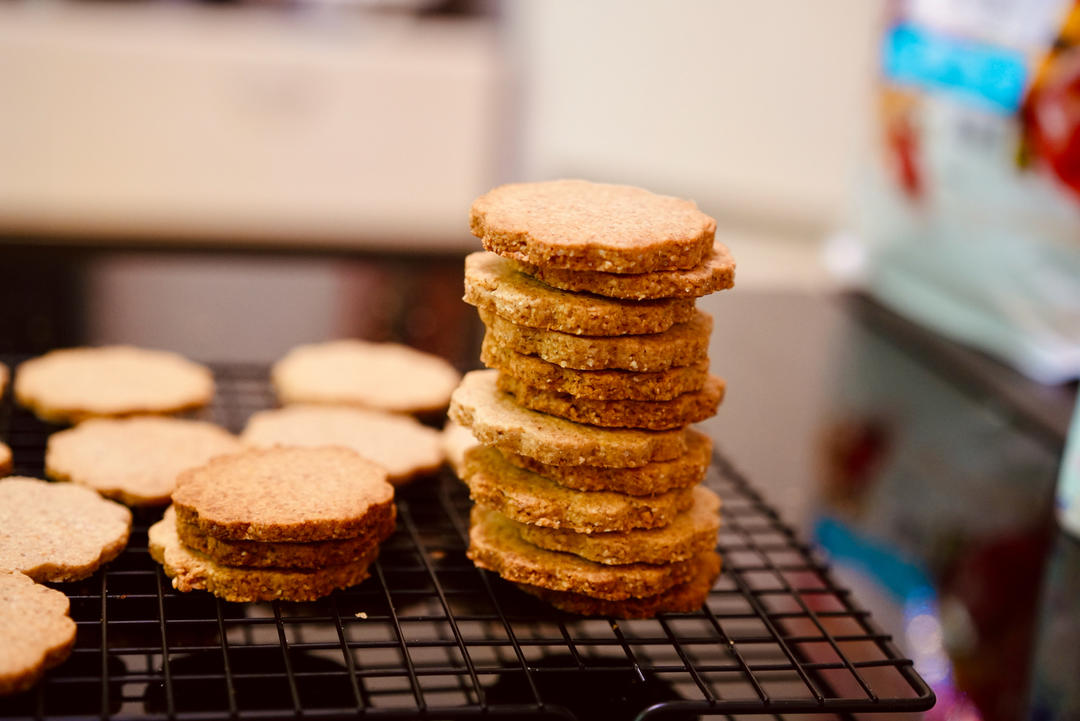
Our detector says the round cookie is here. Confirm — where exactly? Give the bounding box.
[271,340,461,415]
[442,420,479,478]
[0,442,11,477]
[516,486,721,564]
[498,373,725,431]
[467,505,699,601]
[482,338,709,401]
[14,346,214,425]
[149,508,380,603]
[470,179,716,273]
[465,252,695,337]
[479,308,711,372]
[517,551,721,618]
[242,405,444,485]
[0,362,7,397]
[171,446,394,543]
[0,570,77,696]
[45,416,243,506]
[502,430,712,496]
[510,241,735,300]
[0,477,131,582]
[449,370,687,468]
[463,446,694,534]
[175,504,396,569]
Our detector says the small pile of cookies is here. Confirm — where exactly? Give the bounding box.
[450,179,734,617]
[150,446,396,603]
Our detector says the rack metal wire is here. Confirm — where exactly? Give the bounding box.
[0,362,935,720]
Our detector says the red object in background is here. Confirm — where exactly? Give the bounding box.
[887,112,923,200]
[1027,48,1080,203]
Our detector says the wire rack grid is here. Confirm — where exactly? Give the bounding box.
[0,362,935,721]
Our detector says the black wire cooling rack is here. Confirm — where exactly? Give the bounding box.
[0,362,935,721]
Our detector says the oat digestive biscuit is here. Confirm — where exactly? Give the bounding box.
[14,346,214,425]
[497,373,725,431]
[171,446,395,543]
[0,570,77,696]
[479,308,711,372]
[0,477,131,582]
[463,445,695,534]
[272,340,461,415]
[470,179,716,273]
[510,241,735,300]
[242,405,444,485]
[465,252,695,337]
[149,508,381,603]
[45,416,242,506]
[449,370,687,468]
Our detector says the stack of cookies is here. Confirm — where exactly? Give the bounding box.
[149,446,396,602]
[450,179,735,618]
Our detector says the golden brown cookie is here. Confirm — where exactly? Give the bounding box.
[0,362,7,397]
[465,252,696,337]
[0,477,131,582]
[271,340,461,415]
[462,446,694,534]
[175,504,396,569]
[479,307,711,372]
[468,505,699,601]
[449,370,687,468]
[516,486,720,564]
[0,570,77,696]
[149,508,379,602]
[0,443,10,478]
[442,421,479,478]
[470,180,716,273]
[498,373,725,430]
[172,446,394,543]
[517,550,721,618]
[45,417,243,506]
[510,241,735,300]
[482,338,709,401]
[14,346,214,425]
[502,429,711,496]
[242,405,444,485]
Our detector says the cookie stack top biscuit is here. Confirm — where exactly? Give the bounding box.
[452,179,733,618]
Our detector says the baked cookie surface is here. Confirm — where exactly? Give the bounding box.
[45,416,242,506]
[462,446,694,534]
[517,550,721,618]
[171,446,394,543]
[479,308,711,372]
[482,339,709,401]
[516,486,720,564]
[465,252,695,337]
[467,505,699,601]
[510,241,735,300]
[470,180,716,273]
[501,429,711,496]
[449,370,687,468]
[498,373,725,430]
[271,340,461,414]
[242,405,444,485]
[149,508,380,603]
[15,346,214,425]
[0,477,131,582]
[175,504,396,569]
[0,570,77,696]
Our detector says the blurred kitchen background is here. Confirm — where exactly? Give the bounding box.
[1,1,1079,719]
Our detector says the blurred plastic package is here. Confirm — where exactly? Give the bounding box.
[836,0,1080,384]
